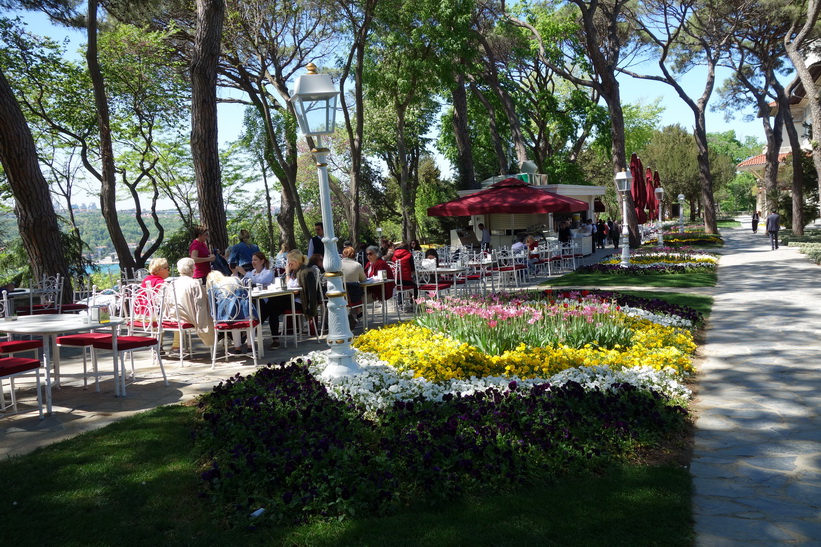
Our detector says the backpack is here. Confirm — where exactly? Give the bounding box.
[211,249,232,276]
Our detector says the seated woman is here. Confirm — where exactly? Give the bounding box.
[141,257,171,289]
[390,241,417,300]
[274,243,290,272]
[165,257,215,353]
[341,246,366,326]
[234,251,274,288]
[268,250,318,349]
[363,245,394,302]
[308,253,325,275]
[422,248,439,269]
[133,257,170,318]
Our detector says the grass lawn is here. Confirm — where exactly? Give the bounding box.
[543,271,717,288]
[0,405,694,546]
[716,220,741,228]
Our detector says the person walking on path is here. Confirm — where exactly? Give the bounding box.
[765,210,780,249]
[751,211,760,233]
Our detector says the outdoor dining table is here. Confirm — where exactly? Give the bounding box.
[249,286,299,357]
[0,314,124,415]
[360,278,390,326]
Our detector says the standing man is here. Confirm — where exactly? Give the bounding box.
[307,222,325,258]
[765,210,781,250]
[752,211,760,234]
[478,222,491,251]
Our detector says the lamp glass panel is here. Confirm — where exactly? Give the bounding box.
[294,94,337,136]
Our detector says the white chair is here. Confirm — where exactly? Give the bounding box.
[208,283,258,368]
[0,357,43,419]
[160,280,198,367]
[389,260,416,320]
[18,274,64,315]
[415,265,452,300]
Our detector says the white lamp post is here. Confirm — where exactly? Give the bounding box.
[654,186,665,248]
[615,170,633,268]
[678,193,685,233]
[292,63,359,378]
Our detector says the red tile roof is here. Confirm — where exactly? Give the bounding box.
[737,152,790,168]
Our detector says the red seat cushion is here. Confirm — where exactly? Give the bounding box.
[91,335,157,351]
[57,333,112,347]
[0,356,41,376]
[161,321,195,329]
[129,319,159,329]
[214,320,259,330]
[0,339,43,354]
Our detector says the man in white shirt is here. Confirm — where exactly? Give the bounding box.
[478,223,491,251]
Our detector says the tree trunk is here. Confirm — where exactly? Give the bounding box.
[260,162,276,253]
[0,67,69,294]
[338,0,376,246]
[775,79,804,234]
[451,73,475,189]
[87,0,136,273]
[470,84,508,176]
[190,0,228,252]
[600,76,640,248]
[396,103,417,243]
[784,0,821,219]
[761,99,783,207]
[278,187,297,251]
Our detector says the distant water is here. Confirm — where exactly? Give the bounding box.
[88,263,120,275]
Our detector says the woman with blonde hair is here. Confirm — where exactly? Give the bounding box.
[141,257,170,289]
[267,250,318,348]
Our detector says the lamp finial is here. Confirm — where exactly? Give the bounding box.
[306,62,318,75]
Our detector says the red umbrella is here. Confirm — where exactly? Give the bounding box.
[427,178,588,216]
[645,167,657,220]
[629,154,647,223]
[654,170,662,219]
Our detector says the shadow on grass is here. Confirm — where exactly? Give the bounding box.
[0,405,694,546]
[283,464,693,547]
[543,272,717,288]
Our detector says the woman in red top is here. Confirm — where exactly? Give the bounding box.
[363,245,394,300]
[390,242,417,297]
[141,257,171,289]
[189,225,215,283]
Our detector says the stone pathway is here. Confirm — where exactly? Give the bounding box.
[692,218,821,544]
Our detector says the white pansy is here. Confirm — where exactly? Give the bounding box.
[618,305,693,328]
[298,349,691,418]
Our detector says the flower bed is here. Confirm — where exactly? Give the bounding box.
[579,248,718,275]
[598,248,718,269]
[195,290,698,525]
[354,292,696,381]
[658,233,723,246]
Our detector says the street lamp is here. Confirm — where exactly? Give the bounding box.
[678,193,685,233]
[615,170,633,268]
[292,63,359,378]
[654,186,665,247]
